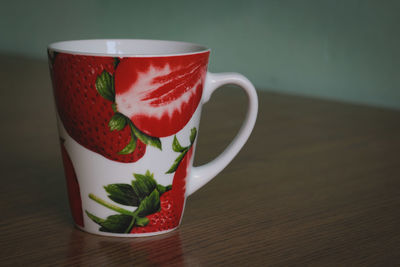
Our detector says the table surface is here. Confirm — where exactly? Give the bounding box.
[1,55,400,266]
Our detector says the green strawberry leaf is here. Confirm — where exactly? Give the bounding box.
[99,214,134,233]
[109,112,127,131]
[118,135,137,155]
[172,135,185,152]
[132,172,157,200]
[156,184,172,195]
[85,210,105,225]
[104,183,139,206]
[111,103,118,113]
[135,216,149,227]
[190,127,197,144]
[166,128,197,174]
[130,122,162,150]
[135,189,160,217]
[130,170,170,201]
[87,210,135,233]
[166,147,188,174]
[96,70,115,102]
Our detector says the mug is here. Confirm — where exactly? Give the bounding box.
[48,39,258,237]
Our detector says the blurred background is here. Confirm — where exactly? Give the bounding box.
[1,0,399,109]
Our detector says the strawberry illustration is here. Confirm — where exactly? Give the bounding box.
[85,170,172,234]
[60,140,84,227]
[84,128,197,234]
[114,53,209,137]
[50,53,161,163]
[131,128,197,233]
[130,191,179,233]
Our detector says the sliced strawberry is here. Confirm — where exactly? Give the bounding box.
[52,54,146,163]
[60,141,84,227]
[114,53,209,137]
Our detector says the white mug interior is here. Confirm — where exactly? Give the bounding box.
[48,39,209,57]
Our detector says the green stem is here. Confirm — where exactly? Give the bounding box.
[124,216,136,233]
[89,193,133,216]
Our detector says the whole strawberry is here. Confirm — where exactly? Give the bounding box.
[50,53,160,163]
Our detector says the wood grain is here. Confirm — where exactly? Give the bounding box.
[1,54,399,266]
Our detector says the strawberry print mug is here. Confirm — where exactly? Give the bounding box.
[48,39,258,237]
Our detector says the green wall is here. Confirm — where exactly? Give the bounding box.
[1,0,399,109]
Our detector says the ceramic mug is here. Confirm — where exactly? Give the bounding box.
[48,39,258,237]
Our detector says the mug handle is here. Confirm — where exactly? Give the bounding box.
[186,72,258,196]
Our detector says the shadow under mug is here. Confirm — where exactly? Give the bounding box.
[48,39,258,237]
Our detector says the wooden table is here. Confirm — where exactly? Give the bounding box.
[1,55,400,266]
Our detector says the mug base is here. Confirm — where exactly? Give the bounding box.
[74,224,179,237]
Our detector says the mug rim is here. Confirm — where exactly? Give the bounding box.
[47,39,210,57]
